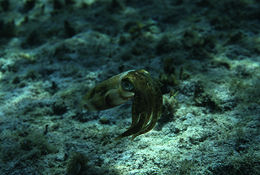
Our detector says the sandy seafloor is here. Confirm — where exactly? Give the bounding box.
[0,0,260,174]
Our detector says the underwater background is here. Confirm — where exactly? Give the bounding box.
[0,0,260,174]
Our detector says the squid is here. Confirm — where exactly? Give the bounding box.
[82,69,162,140]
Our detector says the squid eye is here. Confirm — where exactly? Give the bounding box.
[121,78,134,91]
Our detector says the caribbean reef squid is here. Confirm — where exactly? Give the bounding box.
[82,69,162,140]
